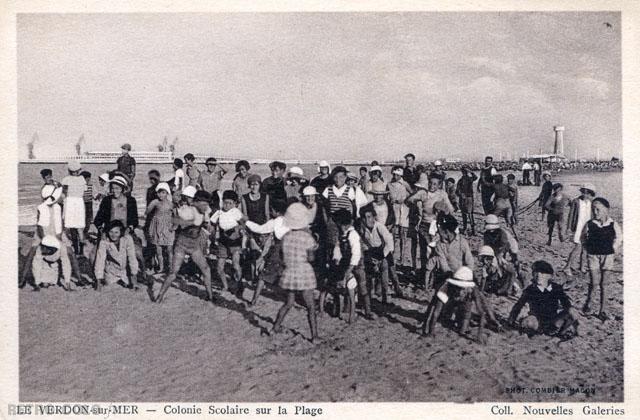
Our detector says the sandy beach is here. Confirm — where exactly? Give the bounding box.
[18,176,623,402]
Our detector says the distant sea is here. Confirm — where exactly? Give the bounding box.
[18,162,622,226]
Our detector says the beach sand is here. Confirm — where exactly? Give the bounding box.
[18,182,623,402]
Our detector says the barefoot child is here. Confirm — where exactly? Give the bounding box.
[61,160,87,255]
[538,172,553,221]
[243,199,289,305]
[562,183,596,275]
[369,185,402,297]
[94,220,139,290]
[155,187,214,303]
[211,190,245,294]
[456,165,478,234]
[240,174,270,285]
[581,198,622,321]
[477,245,519,296]
[544,183,569,245]
[507,173,518,226]
[330,209,372,323]
[271,203,319,343]
[508,260,579,338]
[145,182,175,274]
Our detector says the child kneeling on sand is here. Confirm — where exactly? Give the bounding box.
[94,220,139,290]
[581,197,622,321]
[422,266,499,344]
[32,235,72,290]
[477,245,520,296]
[507,260,578,338]
[271,203,319,343]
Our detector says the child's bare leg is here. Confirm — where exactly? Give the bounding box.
[380,259,390,305]
[346,288,356,324]
[583,267,597,313]
[155,245,164,275]
[191,250,213,302]
[355,269,372,317]
[66,246,82,283]
[301,289,318,341]
[318,290,327,317]
[251,278,265,306]
[232,251,242,292]
[20,245,38,288]
[166,246,173,275]
[598,269,610,316]
[426,300,444,336]
[562,243,580,272]
[272,291,296,333]
[156,252,186,302]
[216,257,228,291]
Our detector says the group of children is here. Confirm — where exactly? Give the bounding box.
[21,153,622,342]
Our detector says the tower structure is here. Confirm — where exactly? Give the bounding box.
[553,126,564,155]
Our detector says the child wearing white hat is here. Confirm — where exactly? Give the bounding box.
[61,160,87,255]
[31,235,72,290]
[144,182,175,274]
[422,266,499,344]
[310,161,332,194]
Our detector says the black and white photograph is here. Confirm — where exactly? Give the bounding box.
[4,3,634,413]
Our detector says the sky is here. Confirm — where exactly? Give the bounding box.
[17,12,621,161]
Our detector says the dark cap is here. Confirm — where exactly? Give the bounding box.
[531,260,554,275]
[194,190,212,202]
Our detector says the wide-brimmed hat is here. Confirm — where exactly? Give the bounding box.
[485,214,500,230]
[41,235,61,250]
[369,165,383,174]
[579,183,596,195]
[181,185,197,198]
[155,182,171,194]
[109,175,129,189]
[434,160,443,166]
[414,173,431,189]
[302,186,317,196]
[121,143,132,151]
[478,245,495,258]
[370,183,389,195]
[41,184,63,205]
[67,160,82,172]
[542,171,551,177]
[446,266,475,288]
[288,166,305,179]
[283,202,310,230]
[317,160,330,171]
[98,173,110,183]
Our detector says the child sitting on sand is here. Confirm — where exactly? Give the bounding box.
[508,260,578,338]
[477,245,519,296]
[581,198,622,321]
[422,266,499,344]
[94,220,139,291]
[31,235,72,290]
[211,190,246,294]
[327,209,372,323]
[271,203,319,343]
[544,183,569,245]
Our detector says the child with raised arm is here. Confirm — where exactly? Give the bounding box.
[508,260,578,338]
[581,198,622,321]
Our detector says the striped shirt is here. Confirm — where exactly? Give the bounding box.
[83,184,93,202]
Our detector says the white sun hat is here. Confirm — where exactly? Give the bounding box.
[370,165,383,173]
[302,186,317,196]
[485,214,500,230]
[155,182,171,194]
[181,185,197,198]
[41,235,61,249]
[478,245,495,257]
[288,166,305,179]
[434,160,443,166]
[446,266,476,288]
[317,160,330,172]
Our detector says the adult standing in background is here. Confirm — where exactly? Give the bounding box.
[533,160,542,186]
[116,143,136,192]
[403,153,419,188]
[310,160,332,195]
[478,156,497,215]
[521,160,532,186]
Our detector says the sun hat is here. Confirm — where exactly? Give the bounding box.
[41,184,63,205]
[318,160,331,171]
[302,186,317,196]
[121,143,132,151]
[370,183,390,195]
[67,160,82,172]
[99,173,110,183]
[283,202,310,230]
[109,175,129,189]
[446,266,476,288]
[155,182,171,194]
[478,245,495,258]
[288,166,305,179]
[346,171,359,181]
[485,214,500,230]
[392,167,404,176]
[542,171,551,177]
[369,165,383,174]
[579,183,596,195]
[247,174,262,185]
[414,173,431,189]
[434,160,443,166]
[181,185,197,198]
[41,235,61,250]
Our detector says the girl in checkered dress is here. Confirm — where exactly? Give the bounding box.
[271,203,319,343]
